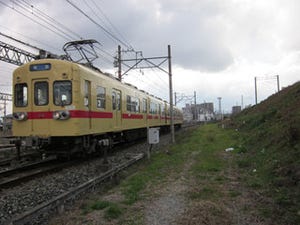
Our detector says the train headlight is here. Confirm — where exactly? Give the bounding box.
[53,110,70,120]
[13,112,28,121]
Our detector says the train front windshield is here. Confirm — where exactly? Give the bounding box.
[54,81,72,106]
[14,81,72,107]
[14,83,28,107]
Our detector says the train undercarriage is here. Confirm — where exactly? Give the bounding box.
[15,125,178,159]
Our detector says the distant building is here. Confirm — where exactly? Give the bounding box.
[232,106,242,115]
[182,103,215,122]
[182,104,193,122]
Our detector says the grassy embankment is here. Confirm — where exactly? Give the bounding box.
[231,81,300,225]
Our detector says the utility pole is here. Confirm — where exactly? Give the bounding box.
[276,75,280,92]
[254,77,258,105]
[117,45,175,143]
[194,91,197,120]
[118,45,122,81]
[168,45,175,144]
[217,97,222,120]
[241,95,244,110]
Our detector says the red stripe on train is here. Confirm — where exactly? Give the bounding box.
[27,110,113,119]
[122,113,143,119]
[70,110,113,118]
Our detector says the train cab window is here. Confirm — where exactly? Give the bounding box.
[14,83,28,107]
[96,86,106,109]
[54,81,72,106]
[34,82,48,106]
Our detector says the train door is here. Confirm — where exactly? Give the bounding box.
[31,79,50,135]
[142,98,148,126]
[112,89,121,129]
[84,80,92,129]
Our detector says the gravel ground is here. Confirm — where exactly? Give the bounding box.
[0,134,172,225]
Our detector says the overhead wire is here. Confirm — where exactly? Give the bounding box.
[11,0,76,40]
[0,0,70,41]
[65,0,134,51]
[18,0,83,40]
[87,0,134,50]
[0,25,61,52]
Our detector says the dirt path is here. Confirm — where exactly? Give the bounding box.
[144,151,195,225]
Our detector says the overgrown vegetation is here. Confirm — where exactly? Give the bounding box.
[231,81,300,224]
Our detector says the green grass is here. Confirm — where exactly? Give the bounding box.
[121,123,237,210]
[81,200,123,220]
[121,132,190,205]
[104,204,123,220]
[231,81,300,225]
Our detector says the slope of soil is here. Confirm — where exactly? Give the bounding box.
[231,81,300,225]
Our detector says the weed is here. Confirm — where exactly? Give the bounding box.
[81,200,111,215]
[104,204,123,220]
[91,201,110,210]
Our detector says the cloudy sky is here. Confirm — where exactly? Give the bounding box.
[0,0,300,114]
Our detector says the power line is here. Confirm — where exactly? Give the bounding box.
[87,0,133,50]
[66,0,133,51]
[0,0,71,41]
[0,25,61,53]
[11,0,76,40]
[18,0,83,40]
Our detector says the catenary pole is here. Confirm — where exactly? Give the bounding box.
[168,45,175,143]
[118,45,122,81]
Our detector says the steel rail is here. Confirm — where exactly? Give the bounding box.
[5,153,145,225]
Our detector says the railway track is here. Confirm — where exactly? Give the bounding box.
[5,153,144,225]
[0,156,72,189]
[0,129,177,224]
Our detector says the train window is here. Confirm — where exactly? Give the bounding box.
[126,95,140,112]
[112,92,116,110]
[112,90,121,111]
[54,81,72,106]
[126,96,131,111]
[142,98,147,113]
[34,82,48,106]
[14,83,28,107]
[116,92,121,110]
[150,101,158,114]
[96,86,106,109]
[84,80,90,107]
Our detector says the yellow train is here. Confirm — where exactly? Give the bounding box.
[12,59,183,156]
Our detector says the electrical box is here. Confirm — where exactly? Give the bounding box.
[148,127,160,144]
